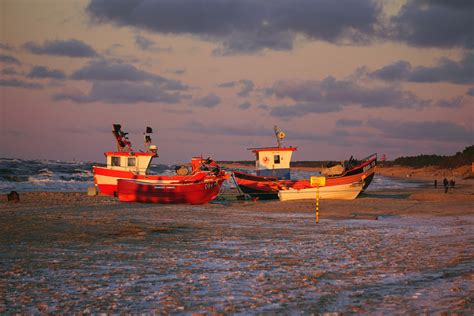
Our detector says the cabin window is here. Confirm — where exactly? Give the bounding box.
[127,157,136,167]
[274,155,281,164]
[111,156,121,166]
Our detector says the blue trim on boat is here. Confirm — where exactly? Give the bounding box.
[257,168,291,180]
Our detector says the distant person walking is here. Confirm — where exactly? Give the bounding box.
[434,180,437,188]
[443,178,449,193]
[450,179,455,188]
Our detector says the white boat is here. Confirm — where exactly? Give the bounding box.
[278,181,364,201]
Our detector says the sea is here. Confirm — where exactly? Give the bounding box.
[0,158,427,193]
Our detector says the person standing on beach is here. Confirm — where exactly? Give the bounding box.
[434,180,437,188]
[443,178,449,193]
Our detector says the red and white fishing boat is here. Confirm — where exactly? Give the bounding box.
[117,172,228,204]
[233,126,376,200]
[93,125,228,199]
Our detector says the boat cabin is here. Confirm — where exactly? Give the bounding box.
[104,149,157,175]
[249,146,297,180]
[103,124,158,175]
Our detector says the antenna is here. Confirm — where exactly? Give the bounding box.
[274,125,286,148]
[144,126,153,151]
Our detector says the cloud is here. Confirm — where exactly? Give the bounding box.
[218,79,254,97]
[193,93,221,108]
[218,81,238,88]
[0,54,20,65]
[0,43,14,51]
[435,96,464,108]
[70,59,187,90]
[1,67,20,75]
[23,39,98,57]
[134,34,172,52]
[238,102,252,110]
[87,0,381,54]
[389,0,474,48]
[367,119,472,143]
[0,79,43,89]
[237,79,254,97]
[28,66,66,79]
[54,81,184,104]
[268,76,430,117]
[371,53,474,84]
[336,119,363,127]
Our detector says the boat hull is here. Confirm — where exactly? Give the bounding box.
[117,178,226,204]
[93,166,211,196]
[234,154,376,200]
[278,181,363,201]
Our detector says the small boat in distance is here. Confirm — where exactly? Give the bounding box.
[93,124,228,198]
[233,126,376,200]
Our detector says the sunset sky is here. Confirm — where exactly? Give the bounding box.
[1,0,472,164]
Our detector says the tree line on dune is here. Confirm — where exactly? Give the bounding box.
[390,145,474,169]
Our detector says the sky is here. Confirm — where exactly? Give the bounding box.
[0,0,473,164]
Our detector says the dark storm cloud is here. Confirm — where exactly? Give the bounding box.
[336,119,363,127]
[467,87,474,96]
[238,102,252,110]
[70,59,187,90]
[268,76,430,117]
[193,93,221,108]
[371,53,474,84]
[0,54,20,65]
[367,119,472,143]
[28,66,66,80]
[389,0,474,49]
[54,81,183,104]
[87,0,381,54]
[23,39,98,57]
[0,79,43,89]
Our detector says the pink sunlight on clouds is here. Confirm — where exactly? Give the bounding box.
[0,0,473,164]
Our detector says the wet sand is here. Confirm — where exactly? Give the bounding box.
[1,182,473,313]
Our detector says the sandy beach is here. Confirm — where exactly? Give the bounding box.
[1,168,473,314]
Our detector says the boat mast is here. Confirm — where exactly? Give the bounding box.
[274,125,285,148]
[112,124,132,152]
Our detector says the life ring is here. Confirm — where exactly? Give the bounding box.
[262,156,270,164]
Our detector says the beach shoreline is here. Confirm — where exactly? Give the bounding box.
[1,172,473,314]
[2,172,474,218]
